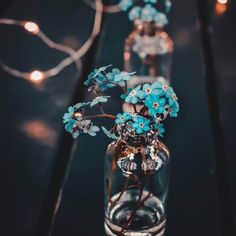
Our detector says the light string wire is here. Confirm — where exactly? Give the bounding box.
[83,0,121,13]
[0,0,121,82]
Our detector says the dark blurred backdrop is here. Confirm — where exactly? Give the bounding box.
[0,0,236,236]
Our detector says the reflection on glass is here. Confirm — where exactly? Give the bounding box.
[124,20,173,88]
[105,136,170,236]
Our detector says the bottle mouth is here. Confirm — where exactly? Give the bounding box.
[117,123,159,147]
[134,19,164,34]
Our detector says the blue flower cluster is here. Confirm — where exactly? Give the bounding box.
[84,65,135,92]
[114,109,173,136]
[63,65,180,140]
[124,81,179,118]
[119,0,171,26]
[115,112,151,134]
[129,4,168,26]
[63,97,110,138]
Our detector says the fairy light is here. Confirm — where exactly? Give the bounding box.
[217,0,228,4]
[215,0,228,16]
[0,0,111,82]
[24,21,39,34]
[29,70,44,82]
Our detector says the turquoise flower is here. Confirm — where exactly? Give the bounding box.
[154,122,165,137]
[114,71,135,83]
[74,102,91,110]
[129,6,141,20]
[144,0,157,3]
[166,89,178,106]
[137,83,160,100]
[165,0,172,13]
[80,120,100,136]
[106,68,135,87]
[115,112,132,124]
[63,102,90,123]
[63,106,75,123]
[64,118,100,138]
[104,68,123,87]
[145,95,166,116]
[64,119,80,138]
[141,4,157,22]
[152,81,169,96]
[102,126,119,139]
[154,12,168,27]
[90,96,110,107]
[84,65,111,86]
[132,116,151,134]
[92,64,112,77]
[78,120,100,136]
[65,119,76,133]
[119,0,133,11]
[168,101,179,117]
[125,85,141,104]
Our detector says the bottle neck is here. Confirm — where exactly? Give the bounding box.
[134,21,163,36]
[118,129,158,147]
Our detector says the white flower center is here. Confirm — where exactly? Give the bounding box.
[173,94,177,100]
[130,91,136,96]
[153,102,159,109]
[139,122,144,128]
[162,85,168,91]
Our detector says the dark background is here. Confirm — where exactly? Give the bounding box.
[0,0,236,235]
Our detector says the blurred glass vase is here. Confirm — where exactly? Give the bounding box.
[124,20,173,87]
[104,132,170,236]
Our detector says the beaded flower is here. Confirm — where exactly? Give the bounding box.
[63,65,179,139]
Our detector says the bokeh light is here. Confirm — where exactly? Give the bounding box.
[24,21,40,34]
[215,1,228,16]
[29,70,45,83]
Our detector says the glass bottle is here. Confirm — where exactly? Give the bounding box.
[124,20,173,88]
[104,134,170,236]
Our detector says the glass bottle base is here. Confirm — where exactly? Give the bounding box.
[105,190,166,236]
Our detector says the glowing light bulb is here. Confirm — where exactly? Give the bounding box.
[215,1,228,15]
[29,70,44,83]
[24,22,39,34]
[217,0,228,4]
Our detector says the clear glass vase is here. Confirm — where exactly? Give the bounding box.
[124,20,173,88]
[104,135,170,236]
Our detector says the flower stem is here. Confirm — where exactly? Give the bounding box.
[133,104,137,113]
[125,81,128,92]
[99,103,106,114]
[83,113,116,120]
[118,175,144,236]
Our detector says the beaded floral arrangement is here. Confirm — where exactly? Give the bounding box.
[63,65,179,139]
[118,0,172,27]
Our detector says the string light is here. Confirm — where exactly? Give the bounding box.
[215,0,228,16]
[217,0,228,4]
[24,21,39,34]
[0,0,119,82]
[30,70,44,82]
